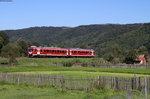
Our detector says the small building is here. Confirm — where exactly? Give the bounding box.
[137,54,147,64]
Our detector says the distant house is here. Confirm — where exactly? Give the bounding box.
[136,54,147,64]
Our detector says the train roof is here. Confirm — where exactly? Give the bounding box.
[28,46,68,50]
[28,46,94,51]
[70,48,94,51]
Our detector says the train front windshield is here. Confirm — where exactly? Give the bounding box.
[28,49,33,52]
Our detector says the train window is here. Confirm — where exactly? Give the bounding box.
[40,50,42,52]
[44,50,46,52]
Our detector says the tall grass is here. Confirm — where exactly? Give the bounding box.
[0,57,108,66]
[0,81,148,99]
[0,65,149,73]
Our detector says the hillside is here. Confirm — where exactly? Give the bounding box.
[3,23,150,56]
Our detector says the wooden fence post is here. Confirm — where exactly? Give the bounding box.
[133,74,139,90]
[60,76,65,91]
[17,75,20,85]
[127,90,132,99]
[37,74,41,85]
[3,73,8,81]
[115,77,119,90]
[144,77,147,99]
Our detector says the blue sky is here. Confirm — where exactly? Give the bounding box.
[0,0,150,30]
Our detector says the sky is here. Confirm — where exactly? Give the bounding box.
[0,0,150,30]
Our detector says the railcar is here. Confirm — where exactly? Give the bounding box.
[28,46,95,57]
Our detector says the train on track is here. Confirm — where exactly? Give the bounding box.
[28,46,96,58]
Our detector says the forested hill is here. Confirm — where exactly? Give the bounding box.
[4,23,150,56]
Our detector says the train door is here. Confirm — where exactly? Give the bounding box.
[92,51,94,56]
[37,49,40,55]
[67,49,70,56]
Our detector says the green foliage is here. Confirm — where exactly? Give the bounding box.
[0,31,9,46]
[0,82,129,99]
[0,31,9,53]
[3,23,150,63]
[17,39,29,56]
[5,23,149,57]
[81,62,89,67]
[124,49,137,64]
[103,44,125,63]
[137,46,148,55]
[0,36,4,49]
[1,44,20,65]
[62,61,75,67]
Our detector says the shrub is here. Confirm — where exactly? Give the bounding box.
[81,62,89,67]
[62,61,74,67]
[73,59,82,64]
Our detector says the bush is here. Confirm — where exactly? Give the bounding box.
[81,62,89,67]
[62,61,74,67]
[1,43,20,65]
[73,59,82,64]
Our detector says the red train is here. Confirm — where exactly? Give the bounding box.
[28,46,95,57]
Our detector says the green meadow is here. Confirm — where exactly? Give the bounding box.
[0,58,150,99]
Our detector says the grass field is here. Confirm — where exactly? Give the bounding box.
[0,65,150,77]
[0,82,147,99]
[0,57,150,99]
[0,57,105,64]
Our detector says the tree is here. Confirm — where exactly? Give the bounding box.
[0,31,9,45]
[30,42,40,47]
[79,44,89,49]
[17,39,29,56]
[0,31,9,52]
[137,46,148,56]
[103,44,125,63]
[124,49,138,64]
[0,36,4,49]
[1,44,20,65]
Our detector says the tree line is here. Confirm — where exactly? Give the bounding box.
[0,31,40,65]
[0,31,149,65]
